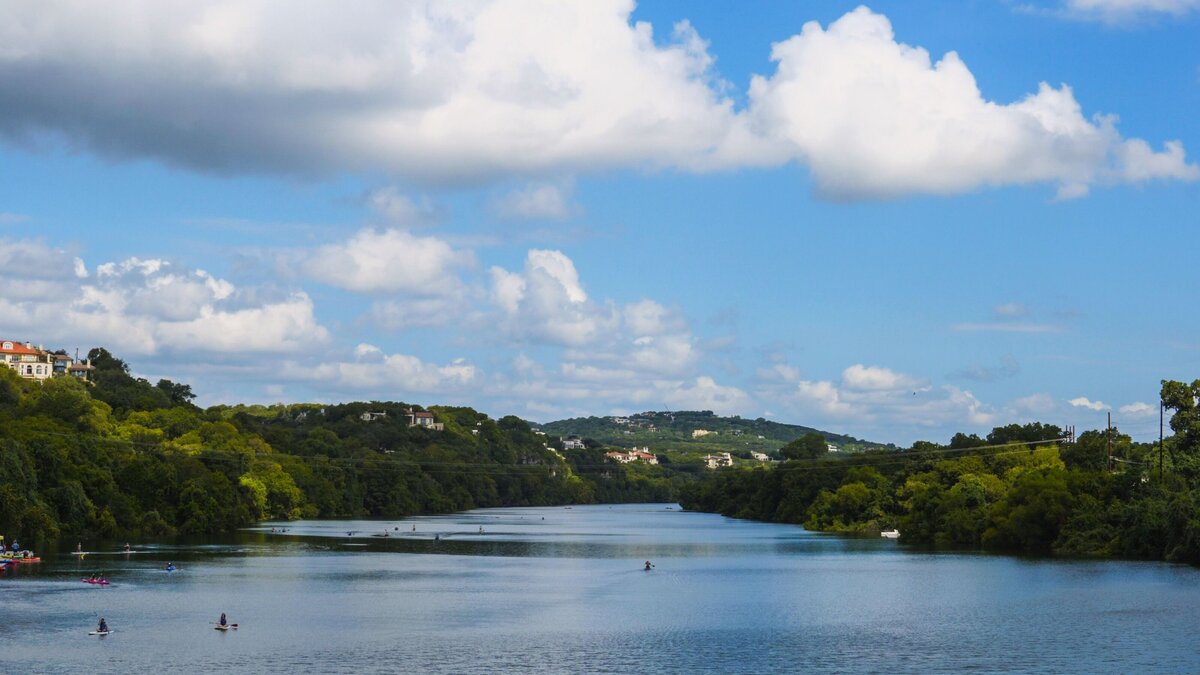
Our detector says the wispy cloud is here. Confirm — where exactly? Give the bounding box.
[0,212,30,224]
[952,322,1063,333]
[994,302,1028,318]
[1069,396,1108,411]
[949,354,1021,382]
[1119,401,1158,417]
[1059,0,1200,24]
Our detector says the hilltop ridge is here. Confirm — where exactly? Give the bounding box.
[540,410,889,458]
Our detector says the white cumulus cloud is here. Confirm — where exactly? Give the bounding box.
[1069,396,1108,410]
[740,7,1199,199]
[300,228,473,294]
[0,3,1192,199]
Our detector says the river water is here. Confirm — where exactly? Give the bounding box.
[3,503,1198,673]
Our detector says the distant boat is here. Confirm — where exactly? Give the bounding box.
[880,529,900,539]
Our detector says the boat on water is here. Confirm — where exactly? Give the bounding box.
[880,529,901,539]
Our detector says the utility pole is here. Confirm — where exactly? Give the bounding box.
[1106,411,1112,471]
[1160,401,1165,481]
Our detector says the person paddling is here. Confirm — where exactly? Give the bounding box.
[97,617,109,633]
[166,563,176,572]
[644,560,654,571]
[219,612,228,628]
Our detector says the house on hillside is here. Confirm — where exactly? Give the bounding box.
[360,411,387,422]
[751,451,770,462]
[703,452,733,469]
[562,435,586,450]
[827,444,840,453]
[0,340,53,381]
[405,408,444,431]
[692,429,714,439]
[605,448,659,465]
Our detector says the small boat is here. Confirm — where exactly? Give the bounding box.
[88,630,114,636]
[81,578,111,585]
[880,529,901,539]
[16,557,41,563]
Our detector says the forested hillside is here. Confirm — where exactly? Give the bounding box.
[0,349,683,545]
[542,410,886,459]
[681,388,1200,565]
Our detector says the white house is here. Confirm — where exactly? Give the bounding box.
[562,435,586,450]
[703,452,734,469]
[751,451,770,462]
[0,340,53,381]
[405,408,444,431]
[692,429,714,439]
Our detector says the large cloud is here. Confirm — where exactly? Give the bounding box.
[299,227,473,294]
[0,240,329,355]
[0,3,1192,198]
[0,0,736,180]
[741,7,1197,199]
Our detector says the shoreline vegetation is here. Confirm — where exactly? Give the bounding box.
[0,348,684,547]
[3,346,1199,567]
[679,385,1200,566]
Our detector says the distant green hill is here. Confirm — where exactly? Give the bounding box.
[539,410,889,459]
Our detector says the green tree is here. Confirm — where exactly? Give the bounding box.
[781,432,828,460]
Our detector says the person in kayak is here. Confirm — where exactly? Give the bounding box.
[97,617,108,633]
[644,560,654,571]
[165,563,176,571]
[123,543,131,552]
[89,573,98,582]
[218,613,228,628]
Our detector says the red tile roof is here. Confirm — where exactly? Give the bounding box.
[0,340,40,356]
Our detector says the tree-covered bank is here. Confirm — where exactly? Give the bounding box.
[0,349,687,546]
[680,382,1200,565]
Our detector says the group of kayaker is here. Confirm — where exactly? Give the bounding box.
[0,535,39,564]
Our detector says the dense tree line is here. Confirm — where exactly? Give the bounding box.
[0,349,682,547]
[681,382,1200,565]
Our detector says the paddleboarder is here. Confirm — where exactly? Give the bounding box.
[218,613,228,628]
[97,617,109,633]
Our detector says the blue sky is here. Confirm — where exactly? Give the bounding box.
[1,0,1197,444]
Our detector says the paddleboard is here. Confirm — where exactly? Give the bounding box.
[215,625,237,631]
[88,630,113,636]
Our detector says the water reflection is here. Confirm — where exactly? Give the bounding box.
[5,504,1200,673]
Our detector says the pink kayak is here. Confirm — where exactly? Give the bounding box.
[81,579,110,585]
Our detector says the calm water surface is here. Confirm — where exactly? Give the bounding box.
[3,504,1198,673]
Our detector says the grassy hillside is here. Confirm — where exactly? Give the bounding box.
[540,410,889,464]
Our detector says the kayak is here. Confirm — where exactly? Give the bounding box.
[214,625,236,631]
[15,557,41,563]
[81,579,111,585]
[88,630,114,636]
